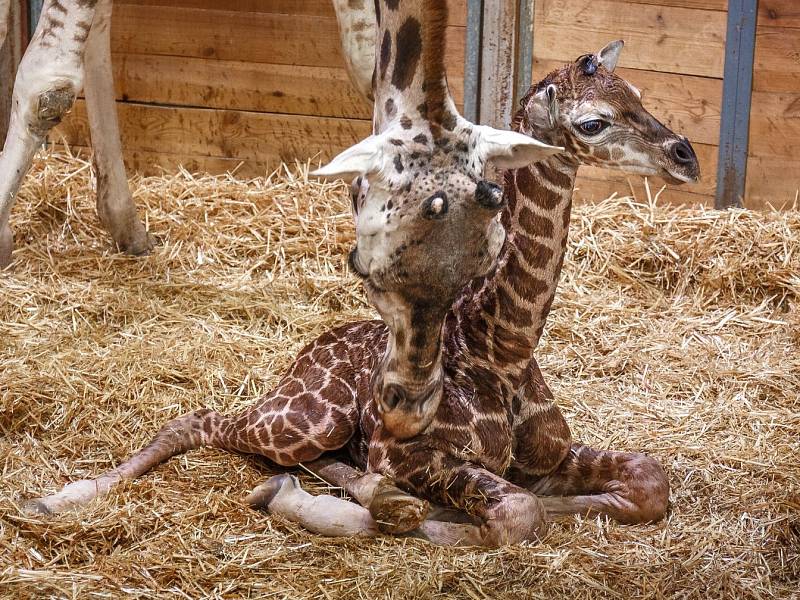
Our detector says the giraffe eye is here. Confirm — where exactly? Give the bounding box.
[578,119,608,135]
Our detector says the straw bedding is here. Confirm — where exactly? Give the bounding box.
[0,148,798,599]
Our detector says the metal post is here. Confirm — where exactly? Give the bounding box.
[463,0,482,123]
[715,0,758,209]
[477,0,517,129]
[27,0,41,35]
[463,0,535,128]
[514,0,534,110]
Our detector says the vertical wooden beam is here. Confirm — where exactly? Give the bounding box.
[715,0,758,209]
[477,0,517,129]
[1,0,26,142]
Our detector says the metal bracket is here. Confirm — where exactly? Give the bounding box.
[715,0,758,209]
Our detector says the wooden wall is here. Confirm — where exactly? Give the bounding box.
[53,0,799,209]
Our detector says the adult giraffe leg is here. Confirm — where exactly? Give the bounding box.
[84,0,153,256]
[529,445,670,524]
[330,0,375,102]
[0,0,96,268]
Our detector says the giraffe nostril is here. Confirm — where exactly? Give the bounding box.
[670,140,695,165]
[421,192,448,220]
[380,384,404,411]
[475,180,505,210]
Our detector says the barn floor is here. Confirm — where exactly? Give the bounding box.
[0,149,798,599]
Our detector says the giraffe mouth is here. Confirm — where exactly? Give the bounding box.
[348,247,368,279]
[663,170,699,185]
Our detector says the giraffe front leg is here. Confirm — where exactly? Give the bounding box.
[84,0,154,257]
[529,444,670,524]
[246,472,485,545]
[303,456,430,534]
[387,452,550,547]
[0,0,98,268]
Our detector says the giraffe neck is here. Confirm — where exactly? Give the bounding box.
[373,0,457,135]
[450,125,578,387]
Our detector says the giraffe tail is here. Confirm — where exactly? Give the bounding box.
[23,409,230,515]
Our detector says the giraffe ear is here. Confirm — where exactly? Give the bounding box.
[311,135,386,180]
[526,84,559,129]
[475,125,563,169]
[597,40,624,72]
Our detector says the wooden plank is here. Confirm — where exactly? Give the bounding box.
[573,176,712,206]
[533,0,726,79]
[534,58,722,148]
[757,0,800,29]
[109,53,465,118]
[115,0,469,27]
[595,0,726,10]
[746,91,800,159]
[112,54,373,120]
[752,26,800,93]
[111,5,465,69]
[745,154,800,209]
[55,101,373,166]
[64,144,253,177]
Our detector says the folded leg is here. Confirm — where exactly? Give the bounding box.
[23,325,368,514]
[247,472,484,546]
[384,450,549,547]
[528,444,670,524]
[304,456,429,534]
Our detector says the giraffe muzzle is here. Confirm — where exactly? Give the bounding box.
[375,380,442,440]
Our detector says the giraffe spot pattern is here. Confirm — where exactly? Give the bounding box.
[392,18,422,91]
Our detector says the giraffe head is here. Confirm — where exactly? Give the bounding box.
[519,40,700,184]
[314,117,561,439]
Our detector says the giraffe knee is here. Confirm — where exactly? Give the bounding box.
[620,454,670,523]
[35,86,76,130]
[481,492,548,546]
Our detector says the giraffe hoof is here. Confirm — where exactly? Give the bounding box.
[246,473,297,509]
[119,231,157,257]
[21,498,53,516]
[369,480,429,534]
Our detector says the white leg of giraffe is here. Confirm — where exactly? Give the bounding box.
[248,473,485,546]
[0,0,97,268]
[331,0,376,101]
[303,456,430,534]
[83,0,153,256]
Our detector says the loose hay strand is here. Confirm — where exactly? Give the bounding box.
[0,148,798,599]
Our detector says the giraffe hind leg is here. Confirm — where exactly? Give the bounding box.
[529,444,670,524]
[23,409,227,515]
[24,326,368,515]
